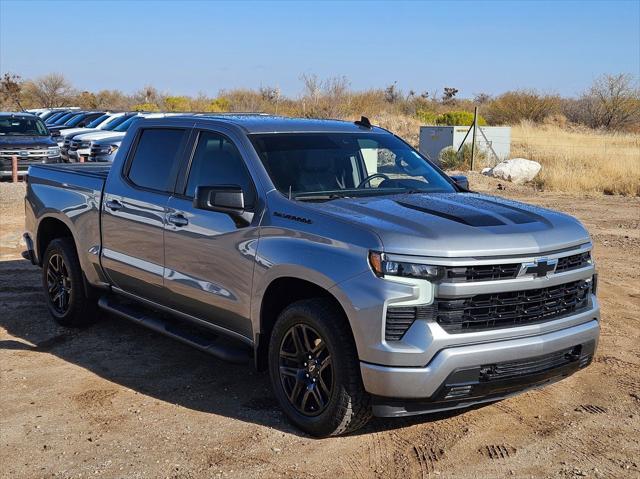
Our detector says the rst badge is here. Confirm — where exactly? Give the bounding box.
[519,258,558,277]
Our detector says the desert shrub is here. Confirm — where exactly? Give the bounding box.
[132,102,160,112]
[484,90,561,125]
[164,96,191,112]
[416,109,438,124]
[209,97,230,112]
[438,144,486,170]
[435,110,487,126]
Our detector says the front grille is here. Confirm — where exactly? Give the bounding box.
[385,304,435,341]
[436,280,591,333]
[443,251,592,283]
[556,252,591,273]
[445,263,521,282]
[0,149,55,159]
[479,346,582,381]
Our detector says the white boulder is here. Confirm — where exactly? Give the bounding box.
[489,158,541,184]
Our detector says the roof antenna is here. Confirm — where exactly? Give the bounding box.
[288,185,292,200]
[354,116,372,129]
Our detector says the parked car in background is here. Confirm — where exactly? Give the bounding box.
[0,112,61,178]
[45,111,77,125]
[24,114,599,437]
[58,112,129,160]
[64,113,136,162]
[50,112,105,145]
[27,108,79,121]
[85,113,174,162]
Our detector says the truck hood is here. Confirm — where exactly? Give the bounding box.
[75,131,125,142]
[0,135,57,149]
[60,127,100,138]
[302,192,590,257]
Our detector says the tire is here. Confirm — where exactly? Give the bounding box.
[268,298,372,437]
[42,237,97,327]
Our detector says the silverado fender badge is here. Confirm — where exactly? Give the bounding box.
[273,211,313,224]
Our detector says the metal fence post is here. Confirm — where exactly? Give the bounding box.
[470,107,478,171]
[11,156,18,183]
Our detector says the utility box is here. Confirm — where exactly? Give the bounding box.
[419,126,511,166]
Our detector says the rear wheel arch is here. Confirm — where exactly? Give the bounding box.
[36,216,96,298]
[36,217,75,266]
[255,277,354,371]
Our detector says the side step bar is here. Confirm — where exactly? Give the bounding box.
[98,295,252,364]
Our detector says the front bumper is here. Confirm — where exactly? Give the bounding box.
[0,155,61,176]
[87,152,115,163]
[362,317,599,416]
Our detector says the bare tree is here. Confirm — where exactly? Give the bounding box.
[576,74,640,130]
[0,73,24,110]
[24,73,75,107]
[133,85,161,105]
[300,73,322,108]
[473,92,492,105]
[384,82,401,103]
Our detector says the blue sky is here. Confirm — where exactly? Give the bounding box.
[1,0,638,98]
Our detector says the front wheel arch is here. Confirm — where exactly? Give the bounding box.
[256,277,353,372]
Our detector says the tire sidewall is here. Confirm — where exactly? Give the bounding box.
[42,238,83,324]
[268,302,353,436]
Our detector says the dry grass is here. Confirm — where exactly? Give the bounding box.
[511,121,640,196]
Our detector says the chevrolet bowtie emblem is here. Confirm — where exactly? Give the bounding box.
[520,258,558,278]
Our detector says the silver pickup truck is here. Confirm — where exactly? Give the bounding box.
[24,114,600,437]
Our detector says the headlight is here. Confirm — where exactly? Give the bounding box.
[47,147,60,156]
[369,251,444,280]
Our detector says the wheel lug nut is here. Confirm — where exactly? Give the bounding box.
[304,363,307,366]
[305,373,309,378]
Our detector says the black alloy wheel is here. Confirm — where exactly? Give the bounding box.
[46,253,72,314]
[278,323,334,416]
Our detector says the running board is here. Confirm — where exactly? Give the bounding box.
[98,295,252,364]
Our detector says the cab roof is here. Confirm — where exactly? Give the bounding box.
[156,114,387,134]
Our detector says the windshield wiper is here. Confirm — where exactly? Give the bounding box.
[293,192,346,202]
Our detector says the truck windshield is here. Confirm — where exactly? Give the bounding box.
[86,114,110,128]
[113,116,138,132]
[0,117,49,136]
[64,114,89,127]
[102,115,131,131]
[250,132,456,199]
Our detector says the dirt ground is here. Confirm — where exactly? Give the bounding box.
[1,176,639,479]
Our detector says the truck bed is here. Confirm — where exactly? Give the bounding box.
[25,163,108,286]
[30,162,111,180]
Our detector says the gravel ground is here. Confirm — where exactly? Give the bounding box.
[1,177,639,479]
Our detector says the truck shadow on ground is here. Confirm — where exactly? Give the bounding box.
[0,258,470,437]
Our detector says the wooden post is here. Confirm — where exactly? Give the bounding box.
[11,156,18,183]
[470,107,478,171]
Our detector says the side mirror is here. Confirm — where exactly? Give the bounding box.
[450,175,469,190]
[194,185,245,215]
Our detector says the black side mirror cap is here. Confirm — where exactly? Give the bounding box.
[450,175,469,191]
[194,185,245,214]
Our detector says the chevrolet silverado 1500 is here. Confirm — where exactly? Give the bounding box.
[24,114,600,437]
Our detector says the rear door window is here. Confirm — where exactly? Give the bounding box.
[127,128,188,192]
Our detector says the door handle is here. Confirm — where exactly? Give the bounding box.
[167,213,189,227]
[105,199,123,211]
